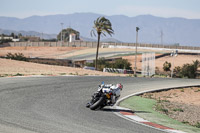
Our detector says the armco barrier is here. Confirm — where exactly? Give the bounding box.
[103,68,134,74]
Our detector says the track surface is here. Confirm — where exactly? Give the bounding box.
[0,76,199,133]
[65,51,134,60]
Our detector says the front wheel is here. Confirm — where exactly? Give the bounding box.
[90,96,105,110]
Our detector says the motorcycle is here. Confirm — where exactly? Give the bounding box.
[86,82,123,110]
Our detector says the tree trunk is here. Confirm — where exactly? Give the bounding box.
[95,34,101,70]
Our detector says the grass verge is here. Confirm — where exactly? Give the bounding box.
[120,96,200,133]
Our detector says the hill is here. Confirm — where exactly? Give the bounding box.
[0,13,200,46]
[0,28,57,39]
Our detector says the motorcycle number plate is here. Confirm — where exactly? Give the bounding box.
[106,94,111,99]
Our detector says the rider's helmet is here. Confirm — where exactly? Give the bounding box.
[117,83,123,90]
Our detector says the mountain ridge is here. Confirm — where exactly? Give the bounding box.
[0,13,200,46]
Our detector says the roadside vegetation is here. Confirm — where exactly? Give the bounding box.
[140,87,200,130]
[120,96,200,133]
[156,60,200,79]
[86,57,132,71]
[173,60,200,78]
[5,52,29,61]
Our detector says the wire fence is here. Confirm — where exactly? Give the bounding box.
[9,41,200,51]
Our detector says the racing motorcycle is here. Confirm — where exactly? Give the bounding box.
[86,82,123,110]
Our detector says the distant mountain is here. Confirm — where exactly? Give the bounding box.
[80,36,96,42]
[101,38,122,43]
[0,28,56,39]
[0,13,200,46]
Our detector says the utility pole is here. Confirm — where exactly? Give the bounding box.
[60,23,64,46]
[134,27,140,76]
[161,30,163,46]
[41,32,43,41]
[171,50,178,78]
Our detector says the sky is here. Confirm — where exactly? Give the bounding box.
[1,0,200,19]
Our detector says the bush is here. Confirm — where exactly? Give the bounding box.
[174,60,199,79]
[181,60,199,78]
[173,66,181,78]
[163,61,171,71]
[85,58,132,71]
[85,57,108,71]
[6,53,28,61]
[195,122,200,128]
[113,59,132,70]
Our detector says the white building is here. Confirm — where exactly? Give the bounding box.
[69,33,76,42]
[0,36,19,42]
[0,36,13,40]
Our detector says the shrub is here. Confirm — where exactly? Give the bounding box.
[163,61,171,72]
[173,66,181,77]
[113,59,132,70]
[85,58,132,71]
[6,53,28,61]
[173,108,184,112]
[180,60,199,78]
[173,60,200,79]
[155,103,168,114]
[195,122,200,128]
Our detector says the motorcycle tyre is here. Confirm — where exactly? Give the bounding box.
[90,96,105,110]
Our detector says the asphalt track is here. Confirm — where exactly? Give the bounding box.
[65,51,135,60]
[0,76,199,133]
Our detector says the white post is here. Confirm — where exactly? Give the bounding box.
[134,27,140,76]
[60,23,64,46]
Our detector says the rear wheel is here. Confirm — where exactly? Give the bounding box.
[90,96,105,110]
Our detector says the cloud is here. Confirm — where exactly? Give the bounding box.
[115,5,200,19]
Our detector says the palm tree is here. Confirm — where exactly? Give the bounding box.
[91,16,114,70]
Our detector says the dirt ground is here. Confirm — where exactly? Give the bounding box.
[0,58,125,77]
[2,47,200,72]
[0,47,86,59]
[141,87,200,126]
[0,46,135,59]
[1,46,200,75]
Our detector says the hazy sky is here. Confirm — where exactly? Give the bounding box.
[1,0,200,19]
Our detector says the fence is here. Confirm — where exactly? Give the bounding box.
[142,52,155,77]
[9,41,200,51]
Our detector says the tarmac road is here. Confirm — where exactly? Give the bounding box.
[0,76,199,133]
[65,51,135,60]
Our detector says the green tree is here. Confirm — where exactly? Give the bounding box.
[0,34,4,44]
[180,60,199,78]
[91,16,114,70]
[10,33,14,37]
[163,61,171,72]
[57,28,80,42]
[113,59,132,70]
[18,33,22,37]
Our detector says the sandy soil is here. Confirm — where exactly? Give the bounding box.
[1,46,200,75]
[0,47,86,59]
[0,58,123,77]
[0,46,135,59]
[141,87,200,126]
[1,46,200,76]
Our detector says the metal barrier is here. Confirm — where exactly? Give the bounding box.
[103,68,134,74]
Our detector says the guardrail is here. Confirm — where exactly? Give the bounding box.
[103,68,134,74]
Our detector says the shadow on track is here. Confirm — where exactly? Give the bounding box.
[100,108,150,114]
